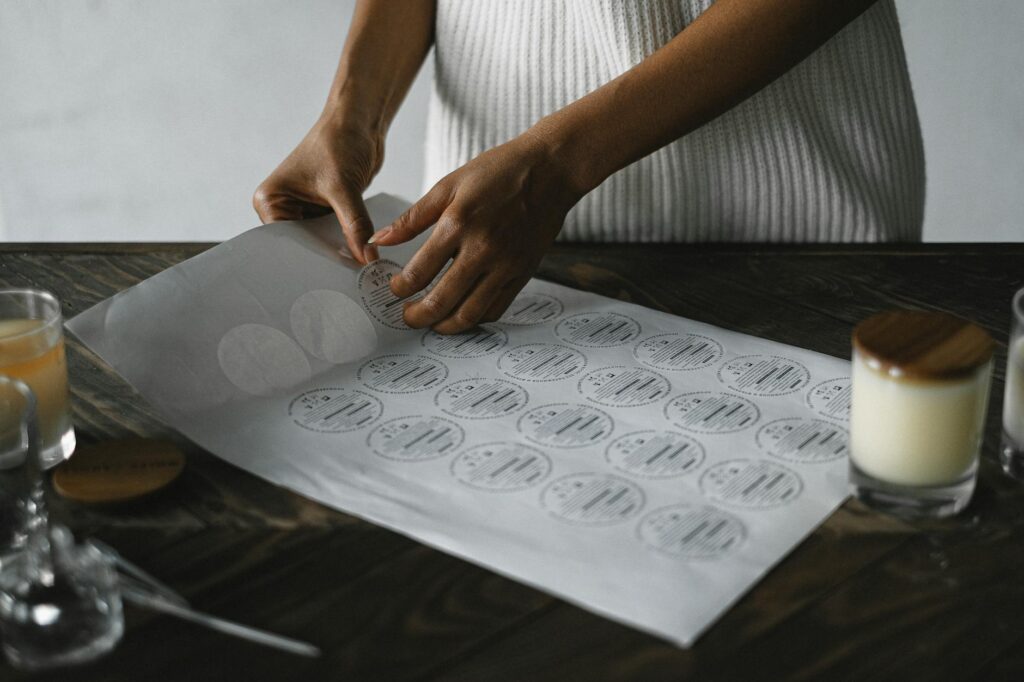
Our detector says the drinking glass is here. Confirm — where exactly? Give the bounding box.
[0,289,75,468]
[0,375,33,556]
[0,526,124,670]
[0,377,123,669]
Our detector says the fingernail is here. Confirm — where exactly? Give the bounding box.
[362,244,379,262]
[367,226,392,244]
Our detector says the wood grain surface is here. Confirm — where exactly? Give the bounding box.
[853,309,994,380]
[1,241,1023,681]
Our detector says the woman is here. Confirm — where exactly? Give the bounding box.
[254,0,924,334]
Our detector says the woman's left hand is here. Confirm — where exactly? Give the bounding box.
[368,132,585,334]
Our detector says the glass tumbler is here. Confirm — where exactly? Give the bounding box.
[1001,288,1024,478]
[849,310,993,518]
[0,289,75,468]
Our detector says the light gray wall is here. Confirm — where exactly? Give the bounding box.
[0,1,1020,242]
[0,0,429,242]
[897,0,1024,241]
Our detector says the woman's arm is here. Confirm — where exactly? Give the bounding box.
[253,0,434,264]
[534,0,880,196]
[372,0,879,332]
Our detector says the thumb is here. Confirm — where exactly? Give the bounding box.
[325,187,375,265]
[369,183,451,247]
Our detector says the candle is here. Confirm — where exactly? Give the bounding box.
[849,310,993,517]
[1003,338,1024,451]
[1001,288,1024,478]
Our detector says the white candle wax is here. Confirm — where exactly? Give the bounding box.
[1003,338,1024,448]
[850,350,991,487]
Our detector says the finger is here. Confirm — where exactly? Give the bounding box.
[369,182,452,247]
[324,188,375,265]
[480,276,532,323]
[402,258,483,329]
[390,231,456,299]
[431,273,510,334]
[253,186,305,224]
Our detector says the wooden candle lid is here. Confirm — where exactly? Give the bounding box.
[852,310,994,381]
[52,439,185,504]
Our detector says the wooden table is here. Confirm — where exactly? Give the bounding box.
[2,242,1024,681]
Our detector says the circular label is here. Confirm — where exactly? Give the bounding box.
[450,443,552,491]
[756,418,849,463]
[541,473,645,525]
[367,415,464,461]
[289,289,377,364]
[358,259,419,329]
[605,430,705,478]
[577,366,671,407]
[633,333,724,372]
[499,293,564,325]
[357,354,448,393]
[699,459,803,508]
[518,403,614,448]
[498,344,587,382]
[434,378,528,419]
[218,324,311,397]
[806,377,852,422]
[421,325,508,358]
[554,312,641,348]
[717,355,811,396]
[637,505,746,559]
[288,388,383,433]
[664,392,760,434]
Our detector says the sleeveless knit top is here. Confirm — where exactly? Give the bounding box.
[423,0,925,242]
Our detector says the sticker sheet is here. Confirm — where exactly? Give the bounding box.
[67,194,851,646]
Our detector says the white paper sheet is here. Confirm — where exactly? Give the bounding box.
[67,194,852,646]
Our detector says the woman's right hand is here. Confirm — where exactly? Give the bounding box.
[252,109,384,264]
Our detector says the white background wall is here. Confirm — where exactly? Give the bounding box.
[0,0,1021,242]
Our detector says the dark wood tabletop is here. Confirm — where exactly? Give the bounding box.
[2,241,1024,681]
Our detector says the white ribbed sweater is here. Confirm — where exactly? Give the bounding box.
[424,0,925,242]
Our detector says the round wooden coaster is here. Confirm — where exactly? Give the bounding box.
[53,439,186,504]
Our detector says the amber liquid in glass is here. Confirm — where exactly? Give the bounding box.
[0,320,72,451]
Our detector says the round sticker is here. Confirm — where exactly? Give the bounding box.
[699,459,803,508]
[637,505,746,559]
[367,415,464,461]
[663,392,760,434]
[756,418,848,463]
[806,377,852,422]
[434,378,528,419]
[717,355,811,396]
[358,259,418,329]
[358,354,448,393]
[541,473,645,525]
[421,325,508,358]
[498,344,587,382]
[218,324,310,397]
[605,431,704,478]
[289,289,377,364]
[555,312,641,348]
[633,333,723,371]
[499,293,564,325]
[289,388,383,433]
[517,403,614,448]
[450,443,552,491]
[577,366,671,407]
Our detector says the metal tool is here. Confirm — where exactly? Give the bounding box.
[118,582,321,658]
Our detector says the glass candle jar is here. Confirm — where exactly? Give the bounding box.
[1000,287,1024,478]
[848,310,993,518]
